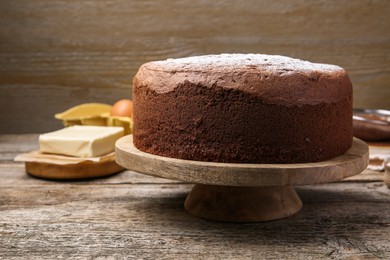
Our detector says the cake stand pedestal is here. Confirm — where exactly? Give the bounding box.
[115,136,368,222]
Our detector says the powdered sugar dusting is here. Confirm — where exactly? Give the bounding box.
[153,54,342,72]
[137,53,352,107]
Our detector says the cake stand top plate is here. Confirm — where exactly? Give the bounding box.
[115,136,368,187]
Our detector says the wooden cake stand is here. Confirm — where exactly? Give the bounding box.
[115,136,369,222]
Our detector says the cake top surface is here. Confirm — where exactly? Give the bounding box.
[134,54,352,106]
[149,54,342,73]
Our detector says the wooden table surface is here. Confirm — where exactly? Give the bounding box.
[1,134,389,259]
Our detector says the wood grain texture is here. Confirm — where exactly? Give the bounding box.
[116,135,367,222]
[25,157,124,180]
[116,135,369,186]
[0,0,389,133]
[184,185,303,222]
[1,165,390,258]
[1,134,390,258]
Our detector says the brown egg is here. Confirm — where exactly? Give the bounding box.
[111,99,133,118]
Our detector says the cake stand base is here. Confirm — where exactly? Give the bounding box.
[185,184,302,222]
[115,135,369,222]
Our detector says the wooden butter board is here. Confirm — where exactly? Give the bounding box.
[22,153,124,180]
[116,135,369,222]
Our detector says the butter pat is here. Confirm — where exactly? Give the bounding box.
[39,126,124,157]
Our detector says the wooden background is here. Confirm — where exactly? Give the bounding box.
[0,0,389,134]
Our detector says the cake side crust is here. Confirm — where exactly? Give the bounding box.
[133,81,353,163]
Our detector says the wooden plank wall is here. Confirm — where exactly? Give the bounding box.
[0,0,389,134]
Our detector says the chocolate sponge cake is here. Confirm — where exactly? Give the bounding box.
[132,54,353,163]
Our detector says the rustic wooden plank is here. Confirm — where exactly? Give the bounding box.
[0,166,179,187]
[1,134,390,258]
[0,177,389,259]
[1,134,385,182]
[0,85,131,134]
[0,134,39,163]
[0,0,389,133]
[0,134,38,153]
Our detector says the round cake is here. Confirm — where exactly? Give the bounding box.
[132,54,353,163]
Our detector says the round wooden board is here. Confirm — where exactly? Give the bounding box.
[116,136,369,187]
[26,155,124,180]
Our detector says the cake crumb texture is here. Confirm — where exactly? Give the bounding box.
[133,54,353,163]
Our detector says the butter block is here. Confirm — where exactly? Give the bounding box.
[39,126,124,157]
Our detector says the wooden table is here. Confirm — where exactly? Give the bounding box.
[1,134,389,259]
